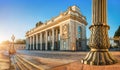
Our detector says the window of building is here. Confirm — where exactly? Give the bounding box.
[78,26,81,38]
[63,41,66,49]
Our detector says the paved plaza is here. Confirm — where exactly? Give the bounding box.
[17,50,87,60]
[17,50,120,60]
[0,51,10,70]
[16,50,120,70]
[0,50,120,70]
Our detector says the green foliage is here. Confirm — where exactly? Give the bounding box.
[36,21,43,27]
[114,26,120,46]
[114,26,120,37]
[15,39,26,44]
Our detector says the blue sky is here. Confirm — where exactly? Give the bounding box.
[0,0,120,43]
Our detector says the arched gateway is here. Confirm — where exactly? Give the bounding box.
[26,5,87,51]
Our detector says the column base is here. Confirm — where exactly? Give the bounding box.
[81,51,117,65]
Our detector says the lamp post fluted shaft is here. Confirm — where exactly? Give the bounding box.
[81,0,117,65]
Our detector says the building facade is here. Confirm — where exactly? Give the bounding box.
[26,6,87,51]
[14,44,26,50]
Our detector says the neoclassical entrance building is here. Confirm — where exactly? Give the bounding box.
[26,6,87,51]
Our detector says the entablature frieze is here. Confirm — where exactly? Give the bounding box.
[26,14,87,37]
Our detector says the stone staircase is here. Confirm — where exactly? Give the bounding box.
[11,55,44,70]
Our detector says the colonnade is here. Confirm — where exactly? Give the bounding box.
[26,27,60,51]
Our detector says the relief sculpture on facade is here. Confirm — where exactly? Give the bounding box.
[62,23,69,40]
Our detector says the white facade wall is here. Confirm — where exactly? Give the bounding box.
[26,5,87,51]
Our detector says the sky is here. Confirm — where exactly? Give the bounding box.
[0,0,120,43]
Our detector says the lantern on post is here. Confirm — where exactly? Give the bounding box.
[9,35,16,55]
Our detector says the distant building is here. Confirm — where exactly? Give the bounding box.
[0,44,26,50]
[14,44,26,50]
[26,5,87,51]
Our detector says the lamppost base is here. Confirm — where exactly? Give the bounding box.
[81,51,117,65]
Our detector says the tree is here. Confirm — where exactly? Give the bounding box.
[114,26,120,46]
[36,21,43,27]
[1,40,11,44]
[15,39,26,44]
[114,26,120,37]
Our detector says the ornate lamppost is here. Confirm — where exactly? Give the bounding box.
[9,35,16,55]
[81,0,117,65]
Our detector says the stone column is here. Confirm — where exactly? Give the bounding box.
[38,34,40,50]
[49,31,51,41]
[43,32,45,50]
[40,33,42,50]
[36,34,38,50]
[56,29,58,50]
[56,29,58,41]
[30,36,32,50]
[52,28,54,50]
[28,37,30,49]
[81,0,117,65]
[29,37,31,50]
[71,22,76,51]
[49,31,52,50]
[33,35,35,50]
[26,37,29,50]
[45,31,48,50]
[60,25,63,50]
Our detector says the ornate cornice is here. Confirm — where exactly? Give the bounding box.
[26,6,87,36]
